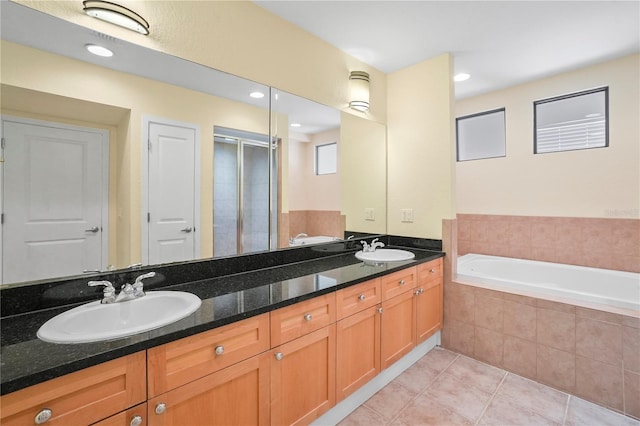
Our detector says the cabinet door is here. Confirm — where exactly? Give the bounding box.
[0,352,146,426]
[92,404,147,426]
[148,352,270,426]
[381,290,416,370]
[271,325,336,426]
[336,305,381,401]
[415,279,443,343]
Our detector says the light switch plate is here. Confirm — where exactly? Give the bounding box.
[365,208,375,221]
[401,208,414,223]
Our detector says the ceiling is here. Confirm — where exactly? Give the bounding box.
[254,1,640,99]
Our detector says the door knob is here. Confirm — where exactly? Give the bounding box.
[85,226,99,233]
[180,227,193,233]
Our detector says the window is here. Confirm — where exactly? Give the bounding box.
[534,87,608,154]
[456,108,506,161]
[315,142,337,175]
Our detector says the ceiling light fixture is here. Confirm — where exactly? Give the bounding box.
[290,123,302,128]
[250,91,265,99]
[454,73,471,82]
[85,43,114,57]
[349,71,370,112]
[83,0,150,35]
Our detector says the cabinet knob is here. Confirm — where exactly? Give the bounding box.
[215,345,224,355]
[415,289,421,296]
[275,352,284,361]
[155,403,167,415]
[430,268,436,273]
[358,294,366,301]
[377,307,383,314]
[34,408,52,424]
[304,313,312,321]
[130,415,143,426]
[399,279,406,286]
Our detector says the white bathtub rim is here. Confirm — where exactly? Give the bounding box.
[455,254,640,318]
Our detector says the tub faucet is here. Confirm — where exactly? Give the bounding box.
[289,233,308,244]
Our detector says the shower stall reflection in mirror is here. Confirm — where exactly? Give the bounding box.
[213,126,278,257]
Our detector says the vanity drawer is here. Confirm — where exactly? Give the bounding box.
[147,313,270,397]
[417,258,443,288]
[381,267,417,301]
[270,293,336,346]
[336,278,381,320]
[0,351,146,426]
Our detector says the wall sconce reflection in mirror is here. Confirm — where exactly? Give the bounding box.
[83,0,150,35]
[349,71,370,112]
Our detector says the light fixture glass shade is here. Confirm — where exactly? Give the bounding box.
[83,0,150,35]
[349,71,370,112]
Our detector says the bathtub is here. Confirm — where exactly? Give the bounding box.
[456,253,640,314]
[289,236,341,247]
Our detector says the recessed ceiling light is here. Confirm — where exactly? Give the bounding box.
[290,123,301,128]
[85,44,114,57]
[250,91,265,99]
[454,73,471,82]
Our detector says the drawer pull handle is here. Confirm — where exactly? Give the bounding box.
[358,294,366,301]
[155,403,167,415]
[215,345,225,355]
[430,268,436,273]
[275,352,284,361]
[415,288,425,295]
[399,279,406,286]
[377,307,383,314]
[34,408,52,424]
[130,415,143,426]
[304,313,312,321]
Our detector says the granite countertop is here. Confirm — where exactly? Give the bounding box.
[0,245,443,395]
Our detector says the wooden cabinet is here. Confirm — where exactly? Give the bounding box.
[270,325,336,426]
[336,278,381,320]
[0,352,146,426]
[147,353,270,426]
[381,288,417,369]
[147,313,270,397]
[381,267,416,301]
[270,293,336,346]
[415,258,444,343]
[92,404,147,426]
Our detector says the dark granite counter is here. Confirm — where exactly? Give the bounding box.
[0,239,443,395]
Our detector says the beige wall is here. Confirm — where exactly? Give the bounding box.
[13,0,387,124]
[289,128,341,212]
[456,54,640,219]
[387,53,456,239]
[1,40,270,267]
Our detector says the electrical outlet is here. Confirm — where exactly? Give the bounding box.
[401,208,414,223]
[364,208,375,221]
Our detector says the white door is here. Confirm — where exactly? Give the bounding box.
[145,119,200,265]
[1,117,108,284]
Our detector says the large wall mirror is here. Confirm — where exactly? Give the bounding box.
[0,1,387,287]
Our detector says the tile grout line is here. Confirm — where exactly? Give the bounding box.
[562,395,572,425]
[473,370,509,426]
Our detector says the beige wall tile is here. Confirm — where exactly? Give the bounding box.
[475,294,504,332]
[575,356,623,411]
[623,325,640,373]
[624,370,640,419]
[537,308,576,353]
[576,317,622,366]
[445,283,475,324]
[443,318,475,357]
[537,344,576,393]
[576,307,623,324]
[474,326,504,367]
[537,299,576,314]
[503,335,537,379]
[503,292,538,307]
[503,300,536,341]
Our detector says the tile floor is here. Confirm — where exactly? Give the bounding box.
[338,347,640,426]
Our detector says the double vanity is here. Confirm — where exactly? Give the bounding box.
[0,237,444,425]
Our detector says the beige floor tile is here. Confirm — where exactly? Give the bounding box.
[444,354,506,394]
[392,395,473,426]
[416,347,459,372]
[423,372,493,422]
[495,373,568,424]
[392,362,440,394]
[338,405,387,426]
[478,393,561,426]
[363,380,417,421]
[565,396,640,426]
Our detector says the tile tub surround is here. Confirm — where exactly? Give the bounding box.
[441,281,640,420]
[287,210,346,242]
[0,238,443,395]
[457,214,640,273]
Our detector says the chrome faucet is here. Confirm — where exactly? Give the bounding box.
[289,233,308,244]
[361,238,385,253]
[88,272,156,304]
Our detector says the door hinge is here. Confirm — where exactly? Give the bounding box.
[147,212,150,223]
[1,213,4,224]
[1,137,5,149]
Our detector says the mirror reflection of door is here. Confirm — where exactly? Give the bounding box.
[1,116,108,284]
[213,127,277,257]
[144,118,201,265]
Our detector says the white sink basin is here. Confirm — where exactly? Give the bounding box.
[37,291,201,344]
[356,249,415,262]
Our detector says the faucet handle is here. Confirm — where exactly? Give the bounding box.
[88,280,116,303]
[133,272,156,296]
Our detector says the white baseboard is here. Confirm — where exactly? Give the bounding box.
[311,331,441,426]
